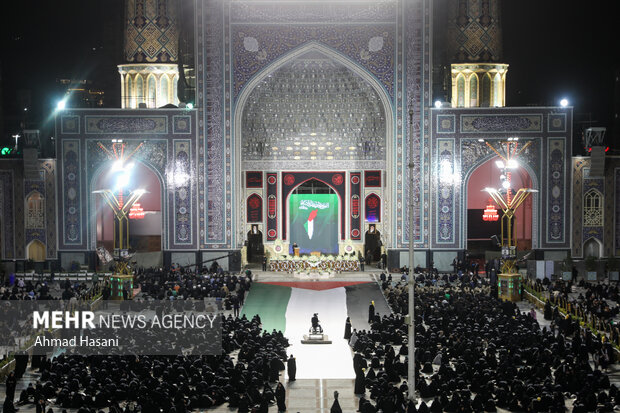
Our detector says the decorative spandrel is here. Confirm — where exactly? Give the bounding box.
[242,57,386,163]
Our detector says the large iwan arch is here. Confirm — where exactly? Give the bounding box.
[232,42,395,248]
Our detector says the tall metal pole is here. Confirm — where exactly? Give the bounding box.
[407,107,416,402]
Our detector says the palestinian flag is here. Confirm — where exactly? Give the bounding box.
[240,281,391,379]
[303,209,318,239]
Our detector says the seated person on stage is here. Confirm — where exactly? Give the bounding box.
[310,313,323,334]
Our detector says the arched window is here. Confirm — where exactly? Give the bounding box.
[160,75,169,106]
[469,74,478,106]
[493,73,502,106]
[136,74,144,106]
[148,75,157,108]
[456,74,465,107]
[26,192,45,229]
[127,76,134,108]
[584,189,603,227]
[172,74,179,104]
[481,73,491,107]
[27,240,46,261]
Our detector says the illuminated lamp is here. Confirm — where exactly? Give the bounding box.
[482,202,499,222]
[129,203,145,219]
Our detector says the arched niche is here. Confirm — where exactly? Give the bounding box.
[90,160,164,253]
[233,42,394,248]
[464,156,535,252]
[27,240,46,262]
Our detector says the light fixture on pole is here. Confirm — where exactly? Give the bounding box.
[483,187,537,301]
[94,140,146,299]
[407,106,415,402]
[486,138,531,204]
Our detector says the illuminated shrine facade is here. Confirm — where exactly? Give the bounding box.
[0,0,591,272]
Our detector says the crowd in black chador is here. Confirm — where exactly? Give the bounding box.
[345,271,620,412]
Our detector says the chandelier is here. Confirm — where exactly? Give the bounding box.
[482,201,499,222]
[129,203,145,220]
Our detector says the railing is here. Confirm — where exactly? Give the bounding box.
[522,278,620,352]
[12,272,113,281]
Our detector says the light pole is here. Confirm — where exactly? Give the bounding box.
[407,107,415,402]
[482,139,537,301]
[93,140,146,299]
[93,188,146,274]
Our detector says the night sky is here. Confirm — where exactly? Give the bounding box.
[1,1,618,150]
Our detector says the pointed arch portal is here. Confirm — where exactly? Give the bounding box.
[233,42,394,248]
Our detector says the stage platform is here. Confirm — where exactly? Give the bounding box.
[302,334,332,344]
[268,256,361,272]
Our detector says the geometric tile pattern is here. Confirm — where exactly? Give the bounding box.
[572,158,586,258]
[61,115,80,134]
[437,115,456,133]
[461,114,542,133]
[61,140,82,247]
[431,107,572,251]
[548,112,567,132]
[547,138,565,243]
[241,58,386,162]
[85,116,168,134]
[402,0,426,248]
[582,168,604,246]
[56,110,197,252]
[231,24,395,100]
[0,170,15,258]
[436,139,456,244]
[447,0,503,62]
[124,0,178,63]
[197,0,415,250]
[173,140,193,245]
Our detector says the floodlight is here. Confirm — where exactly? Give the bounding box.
[506,159,519,169]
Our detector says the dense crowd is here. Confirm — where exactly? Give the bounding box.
[3,263,620,412]
[345,273,620,412]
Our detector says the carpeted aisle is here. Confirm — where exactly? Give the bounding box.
[239,280,388,380]
[240,282,291,333]
[284,287,356,379]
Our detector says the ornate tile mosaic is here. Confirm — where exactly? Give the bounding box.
[85,116,168,134]
[548,113,567,133]
[436,139,455,244]
[61,115,80,134]
[173,140,193,245]
[546,138,566,243]
[0,170,15,258]
[229,1,397,23]
[461,114,543,133]
[173,115,192,134]
[437,115,456,133]
[61,140,82,247]
[57,111,197,252]
[231,24,395,100]
[124,0,178,63]
[430,107,571,251]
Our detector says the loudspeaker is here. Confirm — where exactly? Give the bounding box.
[229,250,242,272]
